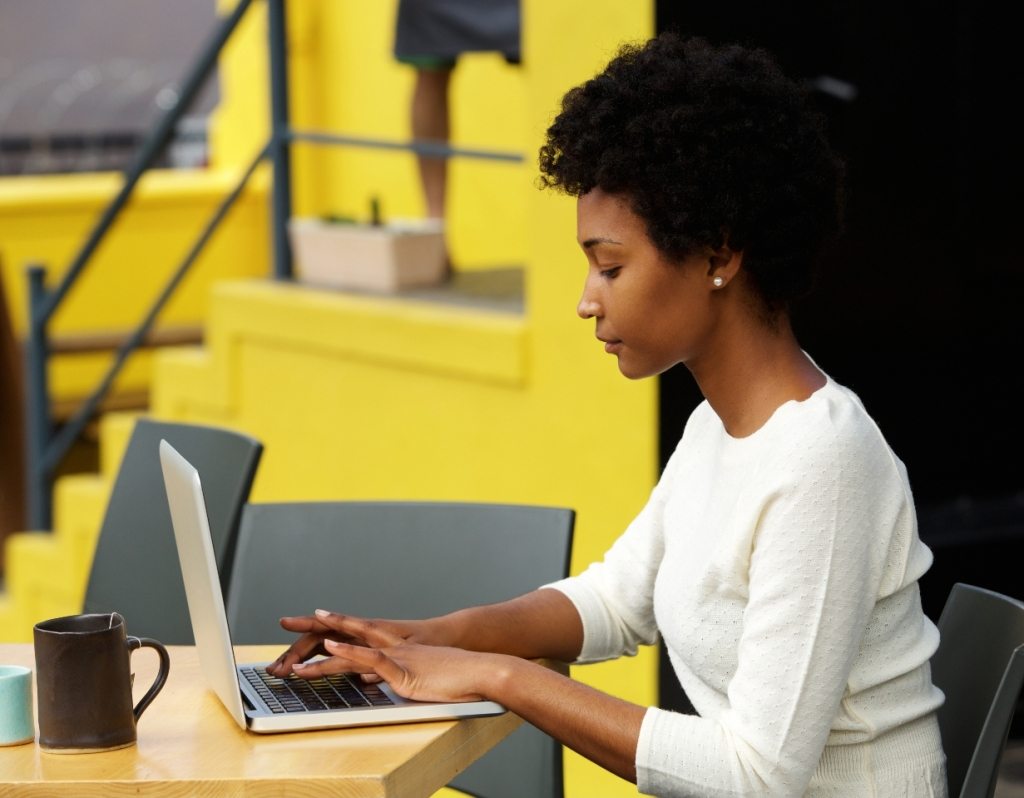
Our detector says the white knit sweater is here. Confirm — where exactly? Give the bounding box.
[549,378,947,796]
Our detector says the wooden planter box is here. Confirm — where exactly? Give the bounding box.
[288,217,446,292]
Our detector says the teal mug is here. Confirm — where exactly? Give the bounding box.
[0,664,34,746]
[33,612,170,753]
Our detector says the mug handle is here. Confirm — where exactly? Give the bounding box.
[127,637,171,722]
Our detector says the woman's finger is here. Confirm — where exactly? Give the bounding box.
[290,648,382,679]
[323,638,406,684]
[266,632,328,676]
[269,612,387,677]
[314,610,406,648]
[279,614,335,634]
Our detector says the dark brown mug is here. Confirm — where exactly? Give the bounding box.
[33,612,170,753]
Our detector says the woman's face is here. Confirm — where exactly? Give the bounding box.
[576,188,723,379]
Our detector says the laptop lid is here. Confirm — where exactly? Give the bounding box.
[158,439,505,733]
[160,439,254,730]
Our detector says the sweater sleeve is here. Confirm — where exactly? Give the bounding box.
[545,486,665,662]
[543,412,697,662]
[636,412,909,796]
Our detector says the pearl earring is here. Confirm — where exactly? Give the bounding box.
[712,276,724,288]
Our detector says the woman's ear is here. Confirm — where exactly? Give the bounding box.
[707,244,743,289]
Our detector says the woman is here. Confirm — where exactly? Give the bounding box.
[269,34,947,796]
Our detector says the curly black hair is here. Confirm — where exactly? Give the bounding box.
[538,33,844,315]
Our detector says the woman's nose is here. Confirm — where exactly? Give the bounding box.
[577,295,600,319]
[577,278,601,319]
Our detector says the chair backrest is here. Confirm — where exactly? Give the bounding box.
[227,500,575,798]
[83,418,262,644]
[930,582,1024,798]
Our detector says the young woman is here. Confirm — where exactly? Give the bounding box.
[269,34,948,796]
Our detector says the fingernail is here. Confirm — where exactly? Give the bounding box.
[324,638,340,648]
[293,662,307,670]
[315,609,330,618]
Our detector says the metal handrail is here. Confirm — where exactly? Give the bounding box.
[22,0,525,529]
[289,129,525,163]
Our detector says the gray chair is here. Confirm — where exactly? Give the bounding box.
[226,500,575,798]
[82,418,262,644]
[930,582,1024,798]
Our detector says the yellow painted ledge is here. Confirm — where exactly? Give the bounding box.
[0,166,270,214]
[228,279,527,383]
[154,278,529,418]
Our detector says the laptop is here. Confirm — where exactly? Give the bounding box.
[158,438,506,733]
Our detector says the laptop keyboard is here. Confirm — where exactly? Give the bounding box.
[241,666,394,713]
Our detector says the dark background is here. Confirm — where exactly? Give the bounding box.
[654,1,1023,726]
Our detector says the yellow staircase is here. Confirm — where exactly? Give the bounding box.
[0,412,139,641]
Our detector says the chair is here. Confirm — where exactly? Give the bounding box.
[930,582,1024,798]
[82,418,262,644]
[226,500,575,798]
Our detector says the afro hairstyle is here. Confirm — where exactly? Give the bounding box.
[538,33,844,314]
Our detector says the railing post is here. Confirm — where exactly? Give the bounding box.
[268,0,293,279]
[24,265,53,529]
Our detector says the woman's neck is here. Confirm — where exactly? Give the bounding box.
[690,315,825,439]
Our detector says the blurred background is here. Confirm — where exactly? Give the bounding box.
[0,0,218,175]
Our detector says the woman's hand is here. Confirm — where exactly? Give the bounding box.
[266,588,585,684]
[265,611,439,678]
[279,610,505,704]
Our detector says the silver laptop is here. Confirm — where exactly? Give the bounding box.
[159,438,506,733]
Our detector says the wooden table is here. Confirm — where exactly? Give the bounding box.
[0,643,522,797]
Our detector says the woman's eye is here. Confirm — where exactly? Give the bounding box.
[599,266,622,280]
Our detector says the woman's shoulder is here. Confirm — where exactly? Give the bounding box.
[772,378,906,478]
[667,378,907,479]
[679,381,886,451]
[796,378,881,440]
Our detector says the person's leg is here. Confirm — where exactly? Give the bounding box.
[410,67,453,276]
[411,66,452,220]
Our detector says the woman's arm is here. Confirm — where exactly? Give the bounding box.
[432,587,585,661]
[267,588,584,676]
[487,653,646,783]
[291,610,646,784]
